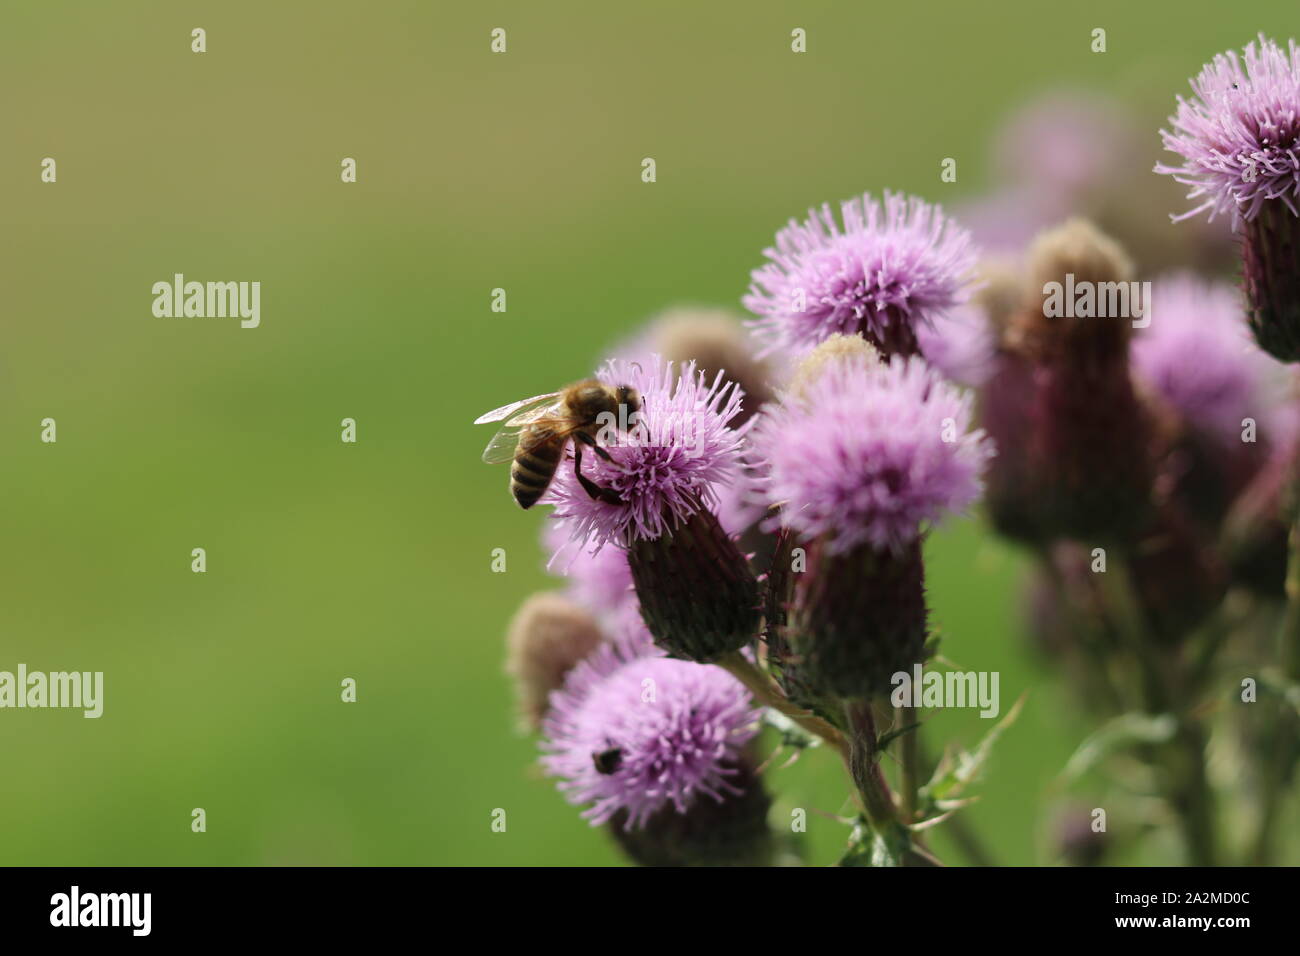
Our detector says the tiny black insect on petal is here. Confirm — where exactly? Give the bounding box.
[592,747,624,775]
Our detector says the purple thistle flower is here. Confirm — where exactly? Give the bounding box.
[915,302,997,388]
[751,356,994,555]
[544,462,760,610]
[996,91,1138,203]
[541,640,760,829]
[743,191,978,358]
[1156,34,1300,225]
[544,519,636,617]
[1132,273,1277,441]
[544,354,748,548]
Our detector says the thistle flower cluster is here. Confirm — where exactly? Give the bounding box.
[494,80,1300,861]
[490,185,1008,864]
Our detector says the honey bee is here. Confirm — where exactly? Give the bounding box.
[474,379,642,509]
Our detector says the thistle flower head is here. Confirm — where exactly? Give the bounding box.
[1156,34,1300,225]
[752,354,993,554]
[545,354,748,548]
[783,332,880,399]
[915,303,997,388]
[996,92,1137,201]
[744,191,978,358]
[1132,273,1275,440]
[1015,218,1137,362]
[541,640,759,829]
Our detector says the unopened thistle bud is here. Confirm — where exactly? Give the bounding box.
[1157,34,1300,362]
[1127,505,1227,645]
[650,307,775,427]
[1019,218,1137,360]
[1222,403,1300,596]
[994,219,1156,543]
[979,337,1043,542]
[972,257,1025,337]
[783,332,879,399]
[752,348,993,699]
[505,592,605,730]
[545,354,758,662]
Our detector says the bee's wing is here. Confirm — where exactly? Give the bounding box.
[473,391,562,425]
[480,425,526,464]
[479,407,573,464]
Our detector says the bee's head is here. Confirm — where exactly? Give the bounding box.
[615,385,641,419]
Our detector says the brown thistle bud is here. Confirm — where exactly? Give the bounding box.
[979,341,1045,543]
[651,307,775,427]
[627,508,760,662]
[1127,505,1227,645]
[972,256,1024,338]
[504,592,604,730]
[1221,428,1300,597]
[785,333,881,399]
[987,219,1157,544]
[1015,217,1137,361]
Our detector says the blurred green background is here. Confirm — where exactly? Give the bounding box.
[2,0,1295,865]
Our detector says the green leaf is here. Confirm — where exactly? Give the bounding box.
[1257,672,1300,716]
[1059,711,1177,783]
[919,692,1026,806]
[837,818,912,867]
[877,720,922,751]
[837,819,874,867]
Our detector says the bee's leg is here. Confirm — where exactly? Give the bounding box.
[573,443,623,505]
[574,429,614,463]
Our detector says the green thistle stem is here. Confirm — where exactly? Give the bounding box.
[716,651,847,758]
[898,704,921,823]
[1251,467,1300,864]
[844,700,899,829]
[1282,508,1300,681]
[1101,557,1216,866]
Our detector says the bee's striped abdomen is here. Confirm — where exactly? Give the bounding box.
[511,427,564,509]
